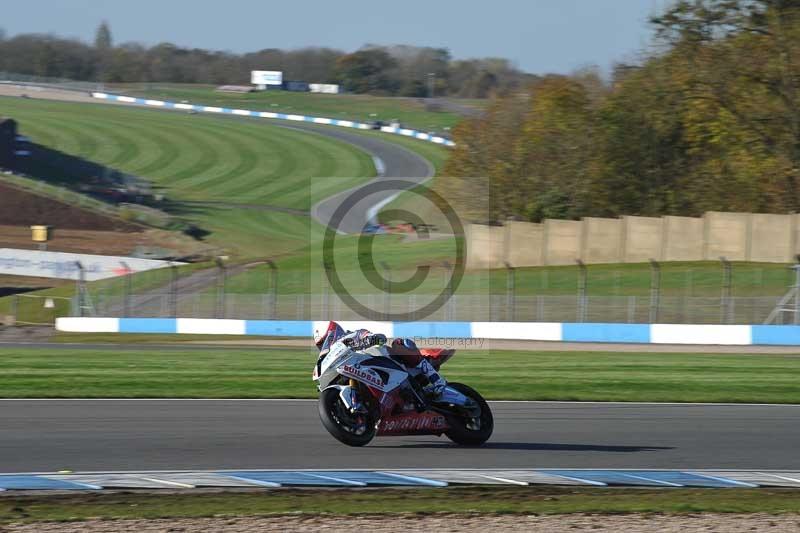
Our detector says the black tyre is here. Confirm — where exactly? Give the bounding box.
[318,387,377,447]
[443,382,494,446]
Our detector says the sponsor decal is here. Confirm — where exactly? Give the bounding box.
[342,364,384,387]
[379,414,447,433]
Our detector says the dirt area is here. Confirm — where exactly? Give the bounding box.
[3,513,800,532]
[0,181,139,232]
[0,223,207,257]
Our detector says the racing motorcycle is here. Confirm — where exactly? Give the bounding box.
[312,341,493,447]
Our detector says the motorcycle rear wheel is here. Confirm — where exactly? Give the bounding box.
[443,382,494,446]
[318,387,377,447]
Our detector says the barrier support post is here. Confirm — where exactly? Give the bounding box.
[120,262,132,318]
[265,260,278,319]
[215,257,227,319]
[576,259,587,323]
[11,294,18,325]
[381,261,391,321]
[720,256,733,324]
[169,263,179,317]
[75,261,86,318]
[649,259,661,324]
[505,262,516,322]
[794,260,800,325]
[322,263,330,319]
[443,261,454,321]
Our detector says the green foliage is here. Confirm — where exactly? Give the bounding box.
[444,0,800,221]
[94,21,112,51]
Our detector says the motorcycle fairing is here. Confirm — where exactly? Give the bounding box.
[336,353,408,393]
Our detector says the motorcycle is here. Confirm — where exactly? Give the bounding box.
[312,340,493,447]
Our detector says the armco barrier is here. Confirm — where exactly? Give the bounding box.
[90,92,457,147]
[55,317,800,345]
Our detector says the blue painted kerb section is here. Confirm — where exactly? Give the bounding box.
[563,323,650,343]
[393,321,472,338]
[751,325,800,345]
[119,318,176,334]
[245,320,312,336]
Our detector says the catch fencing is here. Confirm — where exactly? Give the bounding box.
[86,291,787,325]
[13,259,800,325]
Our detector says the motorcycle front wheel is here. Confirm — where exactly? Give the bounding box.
[443,382,494,446]
[318,387,377,447]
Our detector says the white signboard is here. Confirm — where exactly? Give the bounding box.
[251,70,284,86]
[0,248,181,281]
[310,83,340,94]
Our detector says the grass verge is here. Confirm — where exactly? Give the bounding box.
[2,487,800,523]
[116,83,479,132]
[1,346,799,402]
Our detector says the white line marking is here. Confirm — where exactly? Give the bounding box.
[546,474,607,486]
[688,472,759,487]
[621,473,683,487]
[300,473,366,486]
[140,476,195,488]
[761,473,800,485]
[478,474,529,486]
[223,475,281,488]
[380,472,448,487]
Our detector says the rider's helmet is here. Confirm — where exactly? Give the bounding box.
[314,321,345,351]
[392,337,418,351]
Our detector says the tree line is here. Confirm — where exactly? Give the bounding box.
[0,23,534,98]
[443,0,800,223]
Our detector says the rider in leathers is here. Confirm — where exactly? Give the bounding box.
[314,321,446,399]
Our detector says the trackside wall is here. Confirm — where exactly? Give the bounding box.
[56,317,800,346]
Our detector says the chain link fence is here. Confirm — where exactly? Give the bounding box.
[14,259,795,325]
[85,291,788,325]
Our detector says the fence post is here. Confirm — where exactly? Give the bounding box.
[720,256,732,324]
[120,262,132,318]
[794,262,800,325]
[215,257,227,319]
[265,260,278,319]
[443,261,454,321]
[11,294,19,325]
[504,262,516,322]
[381,261,391,321]
[576,259,587,323]
[321,263,331,319]
[167,263,178,317]
[75,261,86,317]
[649,259,661,324]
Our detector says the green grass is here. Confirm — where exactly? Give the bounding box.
[2,346,799,402]
[0,96,375,257]
[115,83,478,132]
[220,259,794,298]
[2,487,800,523]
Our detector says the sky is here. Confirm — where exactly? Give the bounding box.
[1,0,672,75]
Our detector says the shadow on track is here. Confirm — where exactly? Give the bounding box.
[374,441,673,453]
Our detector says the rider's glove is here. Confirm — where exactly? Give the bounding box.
[370,333,387,346]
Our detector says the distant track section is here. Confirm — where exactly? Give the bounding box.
[91,92,456,147]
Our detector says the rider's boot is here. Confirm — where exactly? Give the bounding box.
[415,358,447,400]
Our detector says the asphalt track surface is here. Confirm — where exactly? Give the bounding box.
[1,400,798,473]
